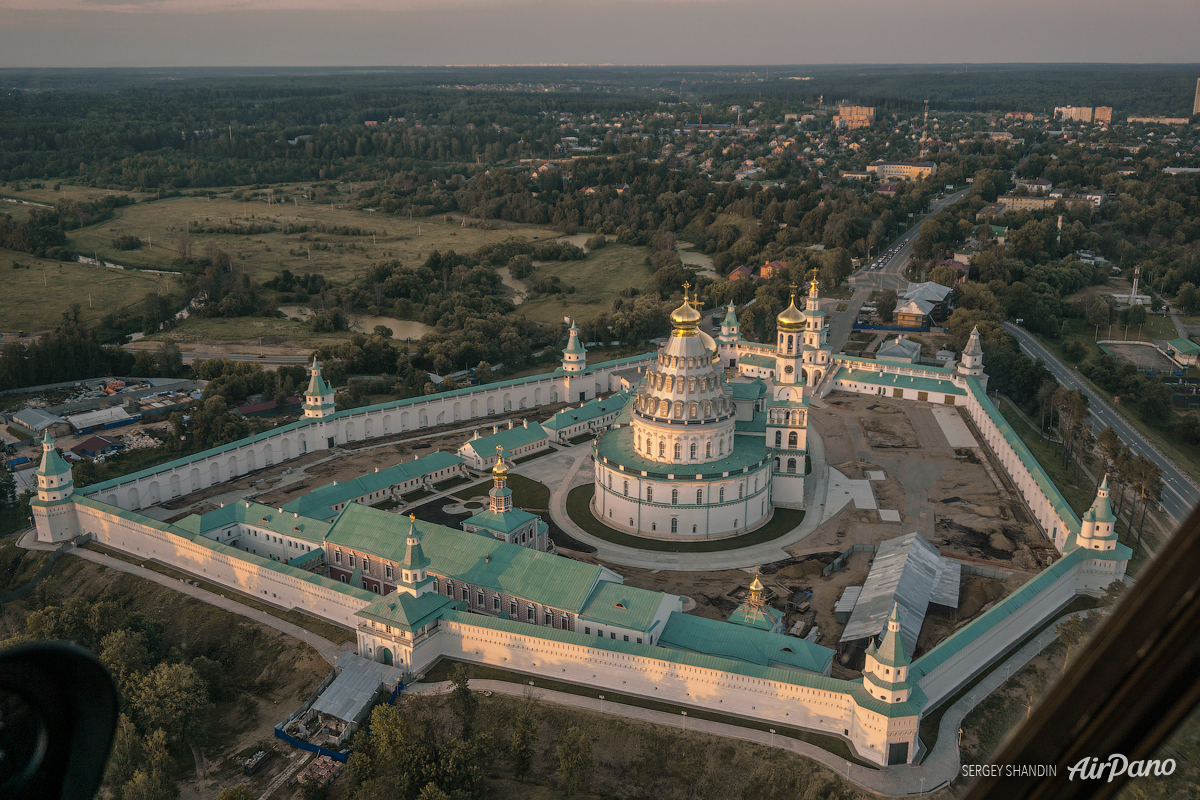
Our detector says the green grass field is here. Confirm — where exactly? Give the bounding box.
[515,243,657,324]
[0,248,168,331]
[57,190,551,287]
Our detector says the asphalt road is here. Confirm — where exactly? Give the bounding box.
[181,352,310,365]
[1004,322,1199,523]
[849,187,971,294]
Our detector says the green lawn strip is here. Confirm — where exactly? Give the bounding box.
[1030,327,1200,484]
[565,484,804,553]
[79,541,355,644]
[401,489,433,502]
[454,474,550,509]
[5,426,33,441]
[431,475,469,493]
[916,594,1101,763]
[421,658,878,769]
[998,403,1151,576]
[514,447,557,464]
[567,433,596,446]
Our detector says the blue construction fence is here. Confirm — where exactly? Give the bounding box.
[273,728,349,763]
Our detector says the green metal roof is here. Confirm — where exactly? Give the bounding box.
[1168,337,1200,356]
[463,422,549,455]
[178,500,333,543]
[35,434,72,479]
[911,549,1091,681]
[727,602,783,631]
[543,391,631,431]
[578,580,668,632]
[356,590,459,632]
[730,378,767,400]
[1082,476,1117,527]
[965,377,1081,539]
[594,426,769,479]
[734,414,768,433]
[304,359,334,399]
[436,609,857,696]
[283,451,464,517]
[658,612,834,675]
[721,305,739,327]
[563,325,587,356]
[835,367,966,396]
[462,505,541,534]
[325,503,606,613]
[868,605,912,668]
[739,354,775,369]
[80,352,655,498]
[71,495,375,602]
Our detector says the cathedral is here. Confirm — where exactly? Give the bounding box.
[590,281,828,540]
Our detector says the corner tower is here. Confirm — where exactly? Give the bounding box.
[801,277,832,389]
[32,432,80,543]
[957,326,987,389]
[562,321,587,373]
[863,604,912,704]
[1077,475,1118,552]
[303,358,336,419]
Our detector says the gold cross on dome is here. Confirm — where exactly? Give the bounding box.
[496,445,505,457]
[409,513,416,522]
[682,281,691,295]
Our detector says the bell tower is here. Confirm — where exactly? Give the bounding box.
[774,285,806,386]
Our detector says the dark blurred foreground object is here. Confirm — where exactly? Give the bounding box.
[0,642,118,800]
[965,502,1200,800]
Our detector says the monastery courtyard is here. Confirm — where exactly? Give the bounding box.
[133,388,1052,687]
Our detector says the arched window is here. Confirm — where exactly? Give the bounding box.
[607,474,612,489]
[789,431,798,448]
[623,480,629,496]
[636,435,641,451]
[696,489,703,504]
[647,486,653,502]
[787,334,794,353]
[693,525,698,534]
[674,442,682,459]
[659,441,665,457]
[671,488,679,505]
[775,457,781,471]
[690,442,697,459]
[787,458,797,473]
[719,439,725,455]
[706,441,712,457]
[774,431,782,447]
[671,518,678,533]
[719,487,725,502]
[739,483,744,499]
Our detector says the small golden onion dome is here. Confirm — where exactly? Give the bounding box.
[776,294,806,331]
[670,295,702,335]
[492,445,508,476]
[749,574,764,593]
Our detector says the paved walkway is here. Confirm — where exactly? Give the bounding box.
[410,609,1084,796]
[18,529,349,664]
[540,430,832,572]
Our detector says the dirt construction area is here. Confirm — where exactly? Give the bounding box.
[621,392,1059,680]
[1104,342,1180,373]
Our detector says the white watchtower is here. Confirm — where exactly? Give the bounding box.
[32,432,79,543]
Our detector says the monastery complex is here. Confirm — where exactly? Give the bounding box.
[30,285,1129,768]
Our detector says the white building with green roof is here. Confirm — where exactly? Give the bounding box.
[457,419,549,470]
[459,449,550,551]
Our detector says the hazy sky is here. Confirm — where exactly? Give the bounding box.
[2,0,1199,68]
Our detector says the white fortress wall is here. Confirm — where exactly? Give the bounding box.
[434,613,915,768]
[73,498,374,628]
[81,355,652,512]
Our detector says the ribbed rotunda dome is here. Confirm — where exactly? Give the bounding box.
[629,288,736,465]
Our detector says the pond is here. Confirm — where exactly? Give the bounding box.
[676,242,716,277]
[496,267,527,305]
[278,306,436,340]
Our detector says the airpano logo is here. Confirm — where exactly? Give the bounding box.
[1068,755,1176,782]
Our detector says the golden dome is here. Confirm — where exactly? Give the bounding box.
[670,283,702,335]
[776,293,806,331]
[492,445,508,477]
